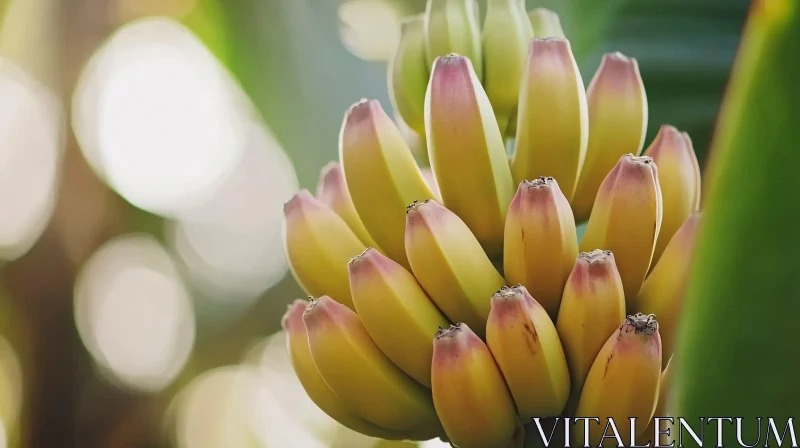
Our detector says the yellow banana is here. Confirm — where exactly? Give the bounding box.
[282,299,419,441]
[636,211,701,364]
[424,0,483,82]
[555,249,626,412]
[511,37,588,200]
[348,247,450,387]
[339,99,438,269]
[303,296,442,433]
[482,0,534,131]
[639,355,675,446]
[282,190,367,310]
[579,154,662,304]
[571,52,648,223]
[574,313,662,447]
[529,8,566,38]
[420,167,441,200]
[432,323,523,448]
[388,14,429,138]
[424,54,515,256]
[643,125,701,264]
[316,161,381,249]
[405,199,505,338]
[486,285,571,420]
[503,177,578,317]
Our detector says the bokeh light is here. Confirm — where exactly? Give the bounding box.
[74,233,196,393]
[338,0,402,61]
[72,17,247,217]
[0,58,62,260]
[167,116,298,305]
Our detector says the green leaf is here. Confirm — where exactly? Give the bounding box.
[672,1,800,446]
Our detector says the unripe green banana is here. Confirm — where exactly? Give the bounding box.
[424,0,484,82]
[482,0,534,131]
[389,14,429,139]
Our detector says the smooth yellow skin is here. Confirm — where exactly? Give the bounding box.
[282,300,417,441]
[575,315,662,447]
[556,250,626,407]
[503,178,578,317]
[339,99,437,269]
[405,200,505,338]
[316,161,381,249]
[643,125,702,265]
[432,324,519,448]
[529,8,566,38]
[348,248,450,387]
[486,286,571,420]
[424,0,483,82]
[636,212,701,364]
[424,55,515,256]
[282,190,367,310]
[511,38,588,200]
[482,0,533,127]
[579,154,662,305]
[572,52,648,223]
[389,15,429,137]
[303,297,440,432]
[638,356,675,446]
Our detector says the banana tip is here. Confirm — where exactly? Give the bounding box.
[622,313,659,335]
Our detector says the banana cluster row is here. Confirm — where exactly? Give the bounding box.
[280,2,704,447]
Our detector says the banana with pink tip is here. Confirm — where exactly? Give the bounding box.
[578,154,663,304]
[348,247,450,387]
[316,161,380,249]
[303,296,442,434]
[282,190,367,310]
[572,53,649,222]
[486,285,571,420]
[503,177,579,317]
[432,323,523,448]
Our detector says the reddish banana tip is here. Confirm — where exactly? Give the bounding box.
[489,285,539,317]
[283,189,319,216]
[405,199,447,228]
[302,295,351,330]
[344,98,381,127]
[513,176,560,209]
[281,298,309,333]
[591,52,642,93]
[644,125,690,159]
[347,247,392,276]
[316,161,344,200]
[429,54,476,101]
[599,154,657,192]
[433,323,482,358]
[528,36,571,55]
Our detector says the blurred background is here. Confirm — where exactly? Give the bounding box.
[0,0,749,446]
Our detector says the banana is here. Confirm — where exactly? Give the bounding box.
[482,0,534,131]
[282,190,367,310]
[578,154,662,305]
[555,249,626,412]
[405,199,505,338]
[303,296,442,434]
[574,313,662,447]
[636,211,701,364]
[432,323,523,448]
[316,161,381,249]
[529,8,566,38]
[643,125,702,264]
[424,54,515,256]
[348,247,450,387]
[420,167,441,200]
[503,177,578,317]
[511,37,588,200]
[639,355,675,446]
[388,14,429,139]
[339,99,438,269]
[424,0,484,82]
[282,299,419,441]
[571,52,648,223]
[485,285,571,420]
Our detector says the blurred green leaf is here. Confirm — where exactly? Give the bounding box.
[672,1,800,445]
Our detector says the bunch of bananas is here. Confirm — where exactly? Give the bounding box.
[281,1,703,447]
